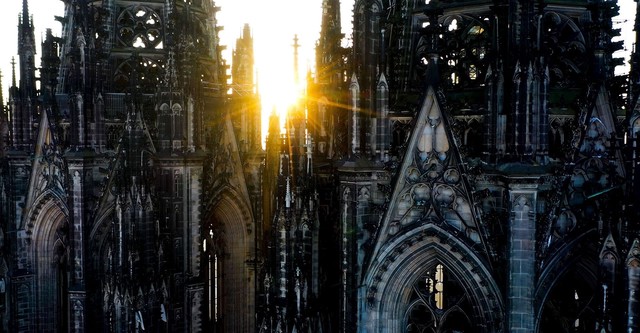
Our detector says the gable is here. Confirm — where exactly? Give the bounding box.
[369,86,489,264]
[23,109,67,229]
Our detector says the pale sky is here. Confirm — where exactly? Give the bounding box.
[0,0,64,98]
[0,0,634,124]
[215,0,354,137]
[0,0,354,141]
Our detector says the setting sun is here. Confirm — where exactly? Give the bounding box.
[215,0,353,140]
[257,33,305,121]
[0,0,354,144]
[1,1,640,332]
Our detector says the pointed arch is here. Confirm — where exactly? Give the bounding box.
[88,205,116,282]
[28,195,69,332]
[204,187,254,333]
[362,224,503,333]
[535,229,599,333]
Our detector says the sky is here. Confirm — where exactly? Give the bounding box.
[0,0,354,141]
[0,0,64,97]
[0,0,634,132]
[215,0,355,136]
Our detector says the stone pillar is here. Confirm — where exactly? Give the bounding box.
[626,239,640,332]
[349,75,361,156]
[67,159,89,333]
[340,185,353,333]
[185,165,202,277]
[69,292,86,332]
[11,275,35,333]
[508,190,536,333]
[186,284,204,333]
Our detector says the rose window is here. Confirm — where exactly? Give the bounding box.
[117,6,163,49]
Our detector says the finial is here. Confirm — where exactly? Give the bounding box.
[0,70,4,105]
[285,176,292,208]
[11,58,16,88]
[293,35,300,87]
[22,0,30,27]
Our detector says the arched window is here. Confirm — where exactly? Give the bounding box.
[405,263,472,333]
[117,6,162,49]
[539,266,597,332]
[113,57,164,93]
[54,237,69,332]
[202,225,222,331]
[439,16,489,89]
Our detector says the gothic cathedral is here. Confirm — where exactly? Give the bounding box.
[1,0,639,333]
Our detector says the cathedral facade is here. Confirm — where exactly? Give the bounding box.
[1,0,261,331]
[1,0,640,332]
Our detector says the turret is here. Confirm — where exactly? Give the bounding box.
[18,0,37,98]
[309,0,347,158]
[630,0,640,107]
[231,23,261,151]
[9,0,38,150]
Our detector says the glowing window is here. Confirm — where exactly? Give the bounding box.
[448,19,458,31]
[469,64,477,80]
[469,25,484,35]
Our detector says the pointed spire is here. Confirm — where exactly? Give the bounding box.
[317,0,344,86]
[630,0,640,108]
[17,0,36,98]
[285,176,292,208]
[21,0,30,29]
[11,58,16,88]
[627,238,640,267]
[320,0,342,44]
[599,232,618,260]
[293,35,300,87]
[305,133,313,176]
[0,70,4,106]
[268,108,280,139]
[423,5,443,86]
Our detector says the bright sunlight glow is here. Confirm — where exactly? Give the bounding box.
[0,0,354,145]
[216,0,354,140]
[0,0,634,145]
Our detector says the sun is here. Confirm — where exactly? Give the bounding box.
[260,79,302,121]
[253,35,309,139]
[257,45,303,116]
[213,0,361,146]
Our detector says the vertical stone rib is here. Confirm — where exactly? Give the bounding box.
[626,239,640,332]
[508,191,536,333]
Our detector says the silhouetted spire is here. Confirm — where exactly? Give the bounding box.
[0,70,4,107]
[10,58,16,89]
[630,0,640,108]
[22,0,29,21]
[320,0,341,44]
[17,0,36,98]
[293,35,300,87]
[317,0,344,86]
[232,23,254,88]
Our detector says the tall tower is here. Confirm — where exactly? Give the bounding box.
[10,0,38,150]
[258,31,324,333]
[308,0,348,159]
[0,1,261,332]
[231,23,262,151]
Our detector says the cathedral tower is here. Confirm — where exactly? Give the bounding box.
[3,0,640,332]
[0,0,261,332]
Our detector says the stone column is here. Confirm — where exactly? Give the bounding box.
[186,284,204,333]
[185,165,202,277]
[508,190,536,333]
[626,239,640,332]
[68,159,89,333]
[12,275,35,332]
